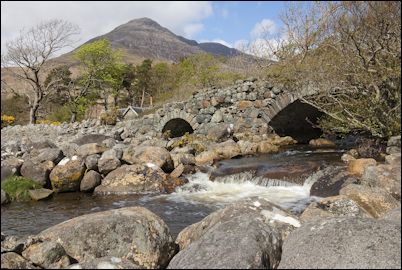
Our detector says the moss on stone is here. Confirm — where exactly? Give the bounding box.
[1,176,42,201]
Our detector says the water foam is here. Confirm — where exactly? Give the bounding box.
[165,170,322,212]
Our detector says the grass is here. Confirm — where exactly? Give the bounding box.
[1,176,42,202]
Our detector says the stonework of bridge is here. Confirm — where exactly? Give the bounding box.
[145,78,323,143]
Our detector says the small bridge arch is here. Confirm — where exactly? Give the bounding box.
[159,110,199,138]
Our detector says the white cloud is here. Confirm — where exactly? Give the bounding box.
[201,39,233,48]
[1,1,213,55]
[251,18,277,39]
[183,23,205,39]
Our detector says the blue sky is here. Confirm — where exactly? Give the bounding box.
[197,1,286,47]
[2,1,288,54]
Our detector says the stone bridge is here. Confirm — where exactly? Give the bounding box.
[131,78,323,143]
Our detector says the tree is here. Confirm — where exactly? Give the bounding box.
[268,1,401,139]
[74,39,125,112]
[134,59,153,107]
[1,19,80,124]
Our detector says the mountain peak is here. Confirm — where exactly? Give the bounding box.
[127,17,162,28]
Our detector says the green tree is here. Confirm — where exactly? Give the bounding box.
[134,59,153,107]
[74,39,125,113]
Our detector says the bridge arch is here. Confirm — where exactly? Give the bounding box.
[264,93,324,143]
[159,110,199,138]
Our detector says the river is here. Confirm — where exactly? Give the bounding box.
[1,145,345,238]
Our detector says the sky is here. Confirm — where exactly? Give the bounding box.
[1,1,288,56]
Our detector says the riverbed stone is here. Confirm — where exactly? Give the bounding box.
[195,150,219,166]
[206,124,229,142]
[77,143,108,158]
[32,148,64,164]
[20,159,55,187]
[215,139,241,159]
[1,157,24,181]
[237,140,258,155]
[38,207,177,268]
[94,164,167,195]
[347,158,377,176]
[309,138,336,147]
[84,154,100,171]
[300,195,370,223]
[381,207,401,226]
[362,163,401,200]
[28,188,54,201]
[278,217,401,269]
[1,189,10,205]
[80,170,102,192]
[49,158,85,193]
[22,240,70,269]
[97,149,121,175]
[1,252,39,269]
[340,184,400,218]
[169,198,299,269]
[122,146,174,173]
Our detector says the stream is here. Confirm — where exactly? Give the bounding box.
[1,145,345,238]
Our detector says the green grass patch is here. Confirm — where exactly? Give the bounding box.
[1,176,42,202]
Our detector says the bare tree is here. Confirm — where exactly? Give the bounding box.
[2,19,80,124]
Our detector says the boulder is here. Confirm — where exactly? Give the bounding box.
[309,138,336,147]
[1,157,24,181]
[1,252,39,269]
[171,153,196,168]
[1,189,10,205]
[84,154,100,171]
[162,176,189,194]
[169,198,299,269]
[97,149,121,175]
[38,207,177,268]
[206,124,229,142]
[32,148,64,164]
[49,157,85,193]
[257,140,279,153]
[80,170,102,192]
[94,164,166,195]
[210,110,223,123]
[28,188,54,201]
[20,159,55,187]
[237,100,253,110]
[22,240,70,268]
[385,153,401,166]
[347,158,377,176]
[340,184,400,218]
[278,217,401,269]
[195,150,219,166]
[122,146,174,173]
[73,134,112,145]
[215,139,241,159]
[300,195,370,223]
[237,140,258,155]
[170,164,185,178]
[362,163,401,200]
[341,153,356,163]
[381,207,401,226]
[77,143,108,158]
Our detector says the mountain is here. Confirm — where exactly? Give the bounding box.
[81,17,246,61]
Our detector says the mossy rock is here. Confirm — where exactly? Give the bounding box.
[49,159,85,193]
[1,176,42,202]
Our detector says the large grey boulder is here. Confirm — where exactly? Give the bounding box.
[77,143,108,158]
[168,198,300,269]
[38,207,177,268]
[1,252,39,269]
[20,159,55,187]
[97,149,121,175]
[80,170,102,192]
[362,162,401,200]
[1,157,24,181]
[22,240,71,268]
[73,134,112,146]
[49,157,85,193]
[94,164,167,195]
[122,146,174,173]
[84,154,100,171]
[278,217,401,269]
[340,184,400,218]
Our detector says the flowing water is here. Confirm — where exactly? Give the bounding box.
[1,145,345,238]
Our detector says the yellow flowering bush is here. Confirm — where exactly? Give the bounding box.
[1,115,15,128]
[36,119,62,126]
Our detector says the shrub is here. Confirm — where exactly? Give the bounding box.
[100,109,118,125]
[36,119,62,126]
[1,114,15,128]
[1,176,42,201]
